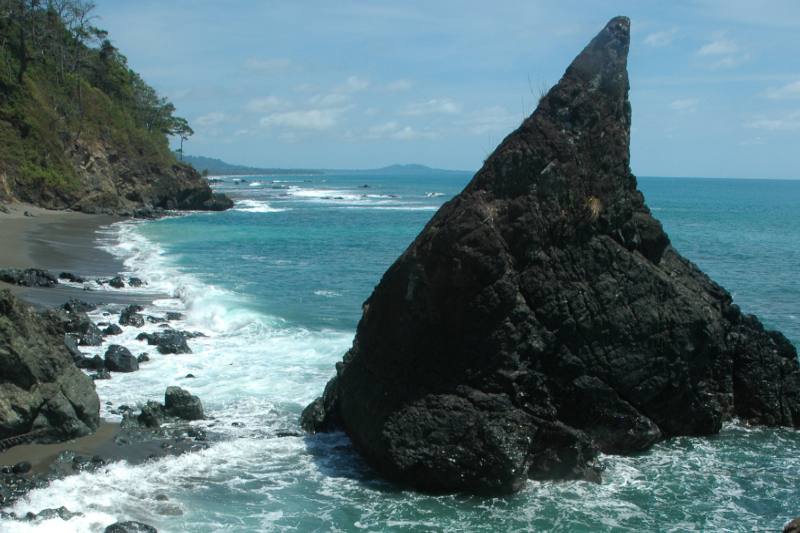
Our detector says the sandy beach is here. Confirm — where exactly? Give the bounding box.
[0,203,182,499]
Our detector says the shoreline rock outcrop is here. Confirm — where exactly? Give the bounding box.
[0,290,100,444]
[302,17,800,494]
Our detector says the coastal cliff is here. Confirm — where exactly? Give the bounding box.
[302,17,800,494]
[0,2,231,214]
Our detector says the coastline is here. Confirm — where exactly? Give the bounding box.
[0,203,189,509]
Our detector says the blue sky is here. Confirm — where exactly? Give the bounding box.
[94,1,800,178]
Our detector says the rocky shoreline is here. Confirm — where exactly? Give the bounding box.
[0,258,220,529]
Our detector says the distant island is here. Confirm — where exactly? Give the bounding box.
[186,156,474,178]
[183,156,323,177]
[323,164,474,176]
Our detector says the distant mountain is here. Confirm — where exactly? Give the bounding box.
[324,164,474,176]
[183,155,323,176]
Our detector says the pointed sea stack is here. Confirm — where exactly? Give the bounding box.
[302,17,800,493]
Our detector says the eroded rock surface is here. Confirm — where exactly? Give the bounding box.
[303,17,800,494]
[0,290,100,444]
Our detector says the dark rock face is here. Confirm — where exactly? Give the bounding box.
[104,345,139,373]
[104,521,158,533]
[0,290,100,443]
[109,276,125,289]
[103,324,123,336]
[785,517,800,533]
[136,330,192,354]
[304,17,800,494]
[43,302,104,348]
[0,268,58,288]
[126,387,204,429]
[119,305,145,327]
[165,386,204,420]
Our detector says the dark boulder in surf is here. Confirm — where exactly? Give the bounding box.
[104,345,139,373]
[302,17,800,494]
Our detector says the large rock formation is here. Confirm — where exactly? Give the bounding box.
[0,290,100,444]
[302,17,800,494]
[62,141,233,214]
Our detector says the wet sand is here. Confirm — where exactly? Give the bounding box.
[0,203,164,309]
[0,203,182,493]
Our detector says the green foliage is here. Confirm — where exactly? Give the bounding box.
[19,161,77,190]
[0,0,189,201]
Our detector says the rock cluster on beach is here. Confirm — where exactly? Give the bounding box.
[302,17,800,494]
[0,290,100,444]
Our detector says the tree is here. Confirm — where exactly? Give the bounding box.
[170,117,192,162]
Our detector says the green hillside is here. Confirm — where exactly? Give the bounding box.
[0,0,227,212]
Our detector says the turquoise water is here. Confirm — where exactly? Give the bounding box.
[4,174,800,532]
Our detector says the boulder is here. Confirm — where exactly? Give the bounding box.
[785,518,800,533]
[0,268,58,287]
[75,355,104,371]
[109,276,125,289]
[136,330,192,354]
[62,299,97,313]
[0,290,100,443]
[43,304,103,346]
[127,387,204,429]
[119,305,145,327]
[165,386,204,420]
[63,334,83,361]
[59,272,86,283]
[304,17,800,494]
[103,324,123,336]
[104,345,139,373]
[104,521,158,533]
[128,278,145,287]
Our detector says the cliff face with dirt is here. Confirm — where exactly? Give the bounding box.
[61,140,232,214]
[302,17,800,494]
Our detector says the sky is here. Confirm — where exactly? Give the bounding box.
[93,0,800,178]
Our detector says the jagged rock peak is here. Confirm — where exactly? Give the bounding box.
[301,17,800,495]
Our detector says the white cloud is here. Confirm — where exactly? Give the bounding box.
[762,80,800,100]
[243,57,297,74]
[307,93,350,107]
[668,99,699,113]
[245,96,288,113]
[746,110,800,130]
[398,99,462,116]
[381,79,415,91]
[334,76,369,93]
[259,106,354,132]
[739,137,765,145]
[711,53,750,69]
[644,29,677,47]
[697,38,739,55]
[195,112,225,126]
[364,121,434,140]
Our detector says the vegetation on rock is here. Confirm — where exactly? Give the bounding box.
[0,0,230,212]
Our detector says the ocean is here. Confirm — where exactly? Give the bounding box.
[3,174,800,532]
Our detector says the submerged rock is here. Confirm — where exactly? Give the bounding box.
[0,290,100,443]
[304,17,800,494]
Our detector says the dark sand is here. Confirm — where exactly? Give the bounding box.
[0,203,165,309]
[0,203,181,489]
